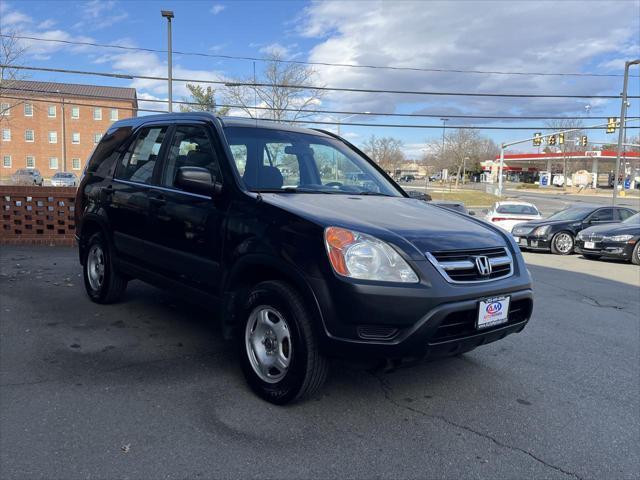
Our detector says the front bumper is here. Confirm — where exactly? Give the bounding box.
[511,234,552,251]
[575,239,635,260]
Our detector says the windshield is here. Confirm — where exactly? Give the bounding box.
[496,204,539,215]
[623,212,640,224]
[223,126,401,196]
[547,207,593,221]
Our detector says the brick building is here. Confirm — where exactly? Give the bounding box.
[0,80,137,181]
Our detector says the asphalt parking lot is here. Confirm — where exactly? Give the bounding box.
[1,246,638,479]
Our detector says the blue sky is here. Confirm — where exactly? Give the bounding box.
[2,0,639,157]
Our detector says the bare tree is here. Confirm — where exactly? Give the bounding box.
[224,53,324,123]
[362,135,406,174]
[179,84,229,115]
[0,31,29,121]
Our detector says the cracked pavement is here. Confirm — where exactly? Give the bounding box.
[1,246,638,479]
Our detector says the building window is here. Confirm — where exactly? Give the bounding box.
[71,106,80,119]
[2,129,10,141]
[1,103,10,116]
[26,156,35,168]
[110,108,118,121]
[48,105,56,117]
[94,133,102,144]
[49,157,59,170]
[25,130,35,142]
[48,131,58,144]
[24,103,33,116]
[3,155,11,168]
[72,158,81,170]
[93,108,102,120]
[72,132,80,144]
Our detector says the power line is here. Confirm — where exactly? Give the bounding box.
[3,64,638,100]
[5,85,640,123]
[3,33,637,79]
[2,94,638,130]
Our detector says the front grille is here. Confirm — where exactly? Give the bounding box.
[427,247,513,283]
[430,298,532,344]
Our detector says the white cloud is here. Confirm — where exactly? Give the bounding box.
[299,1,640,122]
[1,10,32,27]
[74,0,129,30]
[259,42,294,58]
[210,4,226,15]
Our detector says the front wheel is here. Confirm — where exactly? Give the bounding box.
[239,281,328,405]
[632,243,640,265]
[551,232,574,255]
[83,232,127,303]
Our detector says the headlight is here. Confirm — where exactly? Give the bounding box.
[576,232,584,240]
[324,227,419,283]
[533,225,550,236]
[603,234,633,242]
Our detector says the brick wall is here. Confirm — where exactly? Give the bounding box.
[1,186,77,245]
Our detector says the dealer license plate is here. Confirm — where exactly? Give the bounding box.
[529,240,538,247]
[513,236,520,242]
[519,238,527,246]
[477,296,510,330]
[584,241,596,249]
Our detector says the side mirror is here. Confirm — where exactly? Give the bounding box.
[175,166,218,197]
[468,210,476,216]
[406,190,432,201]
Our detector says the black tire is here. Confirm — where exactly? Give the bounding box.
[82,232,127,304]
[550,231,574,255]
[582,253,601,260]
[238,281,328,405]
[632,243,640,265]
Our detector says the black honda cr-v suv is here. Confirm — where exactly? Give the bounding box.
[76,113,533,404]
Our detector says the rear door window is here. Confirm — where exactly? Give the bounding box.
[116,126,168,184]
[617,208,635,221]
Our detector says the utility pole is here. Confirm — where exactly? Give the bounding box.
[613,59,639,205]
[161,10,174,112]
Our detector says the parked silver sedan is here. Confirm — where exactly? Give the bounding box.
[51,172,78,187]
[12,168,44,186]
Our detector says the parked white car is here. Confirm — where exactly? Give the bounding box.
[51,172,78,187]
[485,201,542,232]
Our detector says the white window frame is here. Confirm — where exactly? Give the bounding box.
[94,133,102,144]
[48,131,58,144]
[48,105,56,118]
[3,155,11,168]
[72,158,81,170]
[2,128,10,141]
[49,157,59,170]
[24,103,33,117]
[72,132,80,144]
[71,106,80,119]
[25,129,35,142]
[1,103,10,116]
[93,108,102,120]
[26,156,35,169]
[110,108,118,121]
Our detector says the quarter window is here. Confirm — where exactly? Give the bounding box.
[25,130,34,142]
[93,108,102,120]
[49,157,59,169]
[72,158,81,170]
[116,126,168,184]
[161,125,221,188]
[3,155,11,168]
[71,106,80,119]
[26,156,35,168]
[48,105,56,117]
[2,129,10,141]
[24,103,33,116]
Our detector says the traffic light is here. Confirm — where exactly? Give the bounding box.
[558,133,564,145]
[533,132,542,146]
[607,117,618,134]
[548,135,556,146]
[581,135,588,147]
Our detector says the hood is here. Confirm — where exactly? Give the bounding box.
[580,222,640,236]
[259,194,507,256]
[516,218,579,228]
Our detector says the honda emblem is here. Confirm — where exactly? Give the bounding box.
[474,256,492,276]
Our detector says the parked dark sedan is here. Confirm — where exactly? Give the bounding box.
[576,212,640,264]
[511,205,636,255]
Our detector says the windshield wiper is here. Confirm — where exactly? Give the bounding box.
[253,187,331,194]
[353,191,393,196]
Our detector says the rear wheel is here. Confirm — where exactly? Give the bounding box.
[83,232,127,303]
[632,243,640,265]
[239,281,328,405]
[551,232,574,255]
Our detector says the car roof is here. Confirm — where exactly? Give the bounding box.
[109,112,333,138]
[496,200,537,207]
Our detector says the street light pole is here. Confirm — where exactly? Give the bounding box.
[161,10,174,112]
[440,118,448,179]
[613,59,639,205]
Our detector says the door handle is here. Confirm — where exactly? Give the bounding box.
[149,194,166,206]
